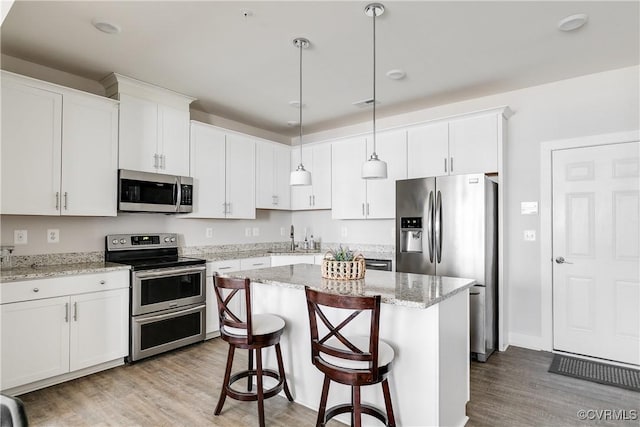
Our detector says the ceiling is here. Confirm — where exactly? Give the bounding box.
[2,1,638,137]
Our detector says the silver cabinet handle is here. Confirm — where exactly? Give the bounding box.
[218,266,231,270]
[309,195,312,207]
[227,202,231,214]
[362,203,365,216]
[555,256,573,264]
[312,195,315,206]
[153,154,159,169]
[65,302,69,323]
[99,280,106,285]
[366,203,370,216]
[161,154,166,170]
[73,301,78,321]
[33,287,39,293]
[252,263,264,266]
[450,157,454,173]
[64,192,68,210]
[55,192,60,210]
[444,158,447,173]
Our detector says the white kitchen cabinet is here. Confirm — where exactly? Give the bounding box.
[407,121,449,178]
[331,130,407,219]
[188,122,255,219]
[291,143,331,210]
[270,254,316,266]
[256,141,291,210]
[1,72,118,216]
[206,260,242,336]
[239,257,271,270]
[118,93,190,176]
[0,271,129,393]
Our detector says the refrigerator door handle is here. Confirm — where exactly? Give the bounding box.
[435,190,442,263]
[427,190,434,262]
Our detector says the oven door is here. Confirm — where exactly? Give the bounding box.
[132,265,206,316]
[131,303,205,362]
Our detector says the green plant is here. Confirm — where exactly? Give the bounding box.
[327,245,355,261]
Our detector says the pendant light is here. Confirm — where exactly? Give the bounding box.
[361,3,388,180]
[290,37,312,186]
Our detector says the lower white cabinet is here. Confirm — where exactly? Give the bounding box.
[206,260,242,336]
[0,271,129,392]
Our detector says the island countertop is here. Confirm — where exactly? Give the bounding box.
[224,263,475,309]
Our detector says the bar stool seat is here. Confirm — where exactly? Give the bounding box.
[213,275,293,427]
[319,336,395,371]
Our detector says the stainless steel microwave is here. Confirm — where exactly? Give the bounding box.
[118,169,193,213]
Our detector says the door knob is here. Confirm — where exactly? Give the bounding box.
[555,256,573,264]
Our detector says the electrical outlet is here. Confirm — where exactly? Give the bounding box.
[205,228,213,238]
[280,227,286,236]
[245,227,251,237]
[47,229,60,243]
[341,227,348,238]
[524,230,536,241]
[252,227,260,237]
[14,230,27,245]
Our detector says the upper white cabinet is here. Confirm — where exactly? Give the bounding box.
[188,121,255,219]
[256,141,291,210]
[291,143,332,210]
[407,110,507,178]
[331,130,407,219]
[101,73,194,177]
[1,72,118,216]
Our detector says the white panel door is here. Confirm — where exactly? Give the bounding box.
[291,145,313,210]
[69,289,129,371]
[407,122,449,178]
[331,137,367,219]
[449,114,498,175]
[1,78,62,215]
[61,93,119,216]
[366,130,407,219]
[225,134,256,219]
[159,105,190,176]
[118,93,158,173]
[1,296,70,389]
[311,143,332,209]
[188,122,226,218]
[552,141,640,365]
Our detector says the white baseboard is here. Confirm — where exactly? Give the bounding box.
[508,332,543,351]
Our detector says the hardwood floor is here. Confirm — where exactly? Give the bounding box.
[17,339,640,426]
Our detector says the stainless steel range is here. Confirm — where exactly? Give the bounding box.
[105,233,206,362]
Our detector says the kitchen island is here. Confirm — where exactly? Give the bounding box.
[223,264,474,427]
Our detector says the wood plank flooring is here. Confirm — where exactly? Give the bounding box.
[17,339,640,426]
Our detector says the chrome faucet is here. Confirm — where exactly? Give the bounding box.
[290,225,295,251]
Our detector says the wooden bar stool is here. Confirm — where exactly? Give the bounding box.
[304,286,396,427]
[213,275,293,427]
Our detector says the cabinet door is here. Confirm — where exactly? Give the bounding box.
[159,105,190,176]
[449,114,498,175]
[1,297,70,389]
[69,289,128,371]
[240,256,271,270]
[226,134,256,219]
[61,93,118,216]
[273,143,291,210]
[290,146,313,210]
[366,130,407,219]
[407,122,449,178]
[188,122,226,218]
[311,143,332,209]
[331,137,367,219]
[205,276,219,335]
[118,94,158,173]
[255,141,276,209]
[1,78,62,215]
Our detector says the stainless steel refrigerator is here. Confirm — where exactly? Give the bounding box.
[395,174,498,362]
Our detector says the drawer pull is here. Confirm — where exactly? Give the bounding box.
[218,266,231,270]
[252,263,264,266]
[99,280,106,285]
[33,288,39,293]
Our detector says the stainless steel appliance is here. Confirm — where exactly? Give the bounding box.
[395,174,498,361]
[105,233,206,362]
[118,169,193,213]
[364,258,392,271]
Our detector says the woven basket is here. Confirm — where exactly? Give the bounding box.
[321,253,366,280]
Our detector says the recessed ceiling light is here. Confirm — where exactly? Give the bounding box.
[288,100,304,108]
[386,69,406,80]
[92,18,121,34]
[557,14,588,32]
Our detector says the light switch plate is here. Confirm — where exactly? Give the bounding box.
[524,230,536,241]
[47,229,60,243]
[252,227,259,237]
[245,227,251,237]
[280,227,286,236]
[14,230,27,245]
[205,228,213,238]
[521,202,538,215]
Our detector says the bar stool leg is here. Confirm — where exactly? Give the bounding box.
[352,385,362,427]
[256,348,265,427]
[316,375,330,427]
[275,343,294,401]
[381,379,396,427]
[247,349,253,392]
[215,345,235,415]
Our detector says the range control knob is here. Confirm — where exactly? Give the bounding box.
[119,238,126,244]
[170,237,176,242]
[112,239,118,245]
[164,237,170,243]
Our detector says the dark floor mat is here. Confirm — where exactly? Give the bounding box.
[549,354,640,392]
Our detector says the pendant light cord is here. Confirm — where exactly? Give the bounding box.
[299,40,303,163]
[372,6,377,157]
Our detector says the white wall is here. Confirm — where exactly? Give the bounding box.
[292,65,640,348]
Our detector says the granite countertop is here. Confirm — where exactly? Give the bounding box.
[198,249,393,262]
[224,264,474,309]
[0,262,130,283]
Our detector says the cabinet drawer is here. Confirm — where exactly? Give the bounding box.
[239,257,271,271]
[1,270,130,304]
[207,260,241,276]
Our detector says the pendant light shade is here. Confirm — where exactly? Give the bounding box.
[362,3,387,180]
[290,37,312,186]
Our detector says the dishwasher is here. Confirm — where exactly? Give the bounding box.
[363,258,392,271]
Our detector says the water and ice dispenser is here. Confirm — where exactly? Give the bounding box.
[400,217,423,253]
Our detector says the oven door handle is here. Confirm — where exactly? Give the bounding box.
[134,265,206,279]
[135,304,206,323]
